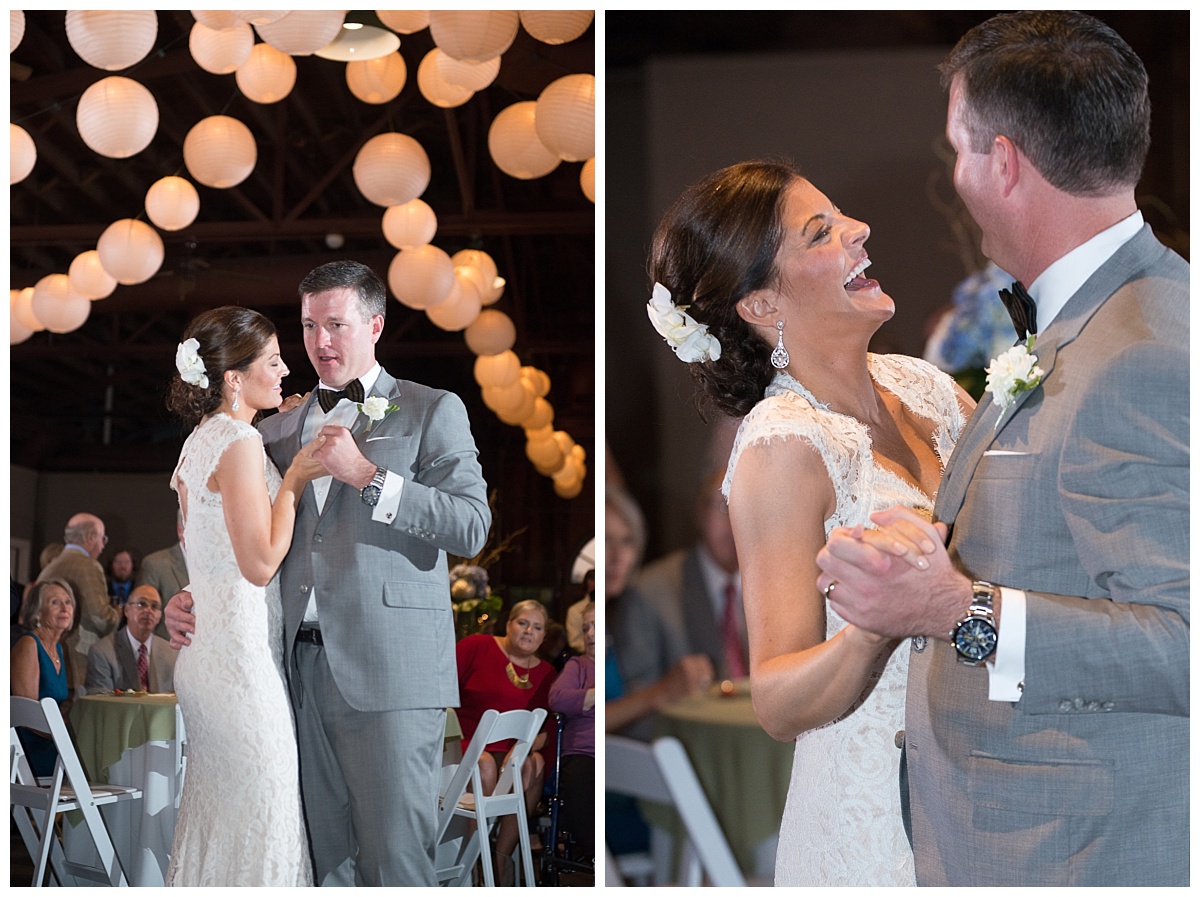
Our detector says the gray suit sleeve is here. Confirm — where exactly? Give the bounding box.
[84,644,116,694]
[1023,340,1189,717]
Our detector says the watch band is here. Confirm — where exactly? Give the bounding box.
[951,581,999,666]
[360,465,387,505]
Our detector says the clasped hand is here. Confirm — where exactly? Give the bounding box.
[815,506,969,640]
[310,425,376,489]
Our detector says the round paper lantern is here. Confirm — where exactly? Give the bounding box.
[254,10,345,56]
[11,10,25,53]
[236,42,297,104]
[519,11,593,46]
[346,51,407,104]
[524,397,554,431]
[554,475,584,500]
[473,349,520,388]
[495,384,536,426]
[184,115,257,188]
[581,156,595,203]
[377,11,429,34]
[387,245,454,310]
[10,123,35,184]
[76,76,158,158]
[535,73,594,162]
[435,50,500,91]
[10,291,34,345]
[97,218,165,285]
[464,309,516,356]
[235,11,290,26]
[526,433,565,474]
[13,287,43,333]
[145,176,200,231]
[66,10,158,71]
[488,101,559,180]
[68,250,118,300]
[417,50,473,109]
[191,11,243,31]
[382,199,437,250]
[426,272,482,332]
[451,249,503,304]
[521,366,551,398]
[429,11,519,62]
[481,379,527,415]
[189,21,253,74]
[31,274,92,334]
[353,132,431,207]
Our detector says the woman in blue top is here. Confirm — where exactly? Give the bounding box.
[12,578,76,777]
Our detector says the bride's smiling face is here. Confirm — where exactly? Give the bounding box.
[768,179,894,330]
[238,336,289,411]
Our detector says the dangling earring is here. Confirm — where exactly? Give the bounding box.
[231,386,240,412]
[770,321,790,369]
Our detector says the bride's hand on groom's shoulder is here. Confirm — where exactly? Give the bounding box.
[279,391,309,414]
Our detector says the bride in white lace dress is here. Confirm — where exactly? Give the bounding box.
[647,161,974,886]
[164,307,324,886]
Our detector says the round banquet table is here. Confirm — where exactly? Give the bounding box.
[647,683,794,879]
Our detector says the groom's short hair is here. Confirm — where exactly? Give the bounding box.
[299,260,388,322]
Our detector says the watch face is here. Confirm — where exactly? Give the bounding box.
[361,485,382,506]
[954,618,998,662]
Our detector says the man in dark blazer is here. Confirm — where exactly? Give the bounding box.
[85,584,177,693]
[817,11,1187,887]
[168,261,490,885]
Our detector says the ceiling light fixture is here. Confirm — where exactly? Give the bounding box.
[315,24,400,62]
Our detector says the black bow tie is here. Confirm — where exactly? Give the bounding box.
[317,379,365,413]
[998,280,1038,340]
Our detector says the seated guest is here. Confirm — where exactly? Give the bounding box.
[108,549,135,608]
[549,601,595,859]
[12,579,77,777]
[456,599,557,884]
[85,585,177,694]
[564,568,595,654]
[136,511,188,640]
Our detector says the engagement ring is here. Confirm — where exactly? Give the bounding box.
[823,580,838,600]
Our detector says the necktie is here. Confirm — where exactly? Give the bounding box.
[721,579,747,679]
[317,378,365,413]
[137,643,149,691]
[997,280,1038,340]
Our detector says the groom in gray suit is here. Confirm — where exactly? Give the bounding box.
[169,260,490,885]
[816,12,1187,886]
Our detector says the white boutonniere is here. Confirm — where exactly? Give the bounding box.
[646,282,722,364]
[357,396,399,432]
[985,336,1043,426]
[175,338,208,388]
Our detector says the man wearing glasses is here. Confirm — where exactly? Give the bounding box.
[85,584,178,694]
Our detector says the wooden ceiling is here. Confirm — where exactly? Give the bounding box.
[11,10,595,477]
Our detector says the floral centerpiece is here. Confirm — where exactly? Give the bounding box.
[923,261,1018,400]
[450,564,502,639]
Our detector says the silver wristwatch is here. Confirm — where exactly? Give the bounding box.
[360,466,387,507]
[951,581,999,666]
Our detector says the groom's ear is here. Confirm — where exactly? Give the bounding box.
[737,288,779,326]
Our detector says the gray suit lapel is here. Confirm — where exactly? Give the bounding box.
[114,636,139,688]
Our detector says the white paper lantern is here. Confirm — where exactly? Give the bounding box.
[66,10,158,71]
[13,287,43,333]
[191,11,243,31]
[10,123,35,184]
[481,379,527,415]
[97,218,165,285]
[429,10,518,62]
[235,11,290,26]
[435,49,500,91]
[581,156,595,203]
[524,396,554,431]
[387,245,454,310]
[451,249,504,305]
[346,51,407,104]
[495,382,536,426]
[554,474,584,500]
[10,290,34,344]
[377,11,429,34]
[473,349,520,388]
[535,73,594,162]
[519,11,593,46]
[382,199,437,250]
[521,365,551,398]
[69,250,118,300]
[236,42,297,104]
[464,309,516,356]
[417,50,474,109]
[488,101,559,180]
[31,274,92,334]
[255,10,346,56]
[353,132,431,207]
[76,76,158,159]
[189,21,253,74]
[145,176,201,232]
[526,432,565,474]
[11,10,25,53]
[184,115,257,188]
[426,271,482,332]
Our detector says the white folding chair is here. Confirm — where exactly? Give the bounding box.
[604,734,746,887]
[434,708,497,885]
[445,707,547,887]
[9,696,143,887]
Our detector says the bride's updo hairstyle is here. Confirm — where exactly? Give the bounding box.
[649,160,801,419]
[167,306,277,428]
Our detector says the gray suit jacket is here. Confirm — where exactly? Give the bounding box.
[910,225,1189,885]
[258,368,490,713]
[84,631,178,694]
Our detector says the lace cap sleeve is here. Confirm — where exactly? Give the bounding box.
[172,414,264,496]
[868,354,966,459]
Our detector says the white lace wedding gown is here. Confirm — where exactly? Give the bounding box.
[165,413,312,886]
[723,354,964,887]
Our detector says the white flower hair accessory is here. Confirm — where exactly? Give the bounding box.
[985,336,1043,427]
[175,338,209,388]
[646,282,722,364]
[357,395,399,433]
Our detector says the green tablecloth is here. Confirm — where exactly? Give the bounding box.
[69,693,179,784]
[645,686,794,877]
